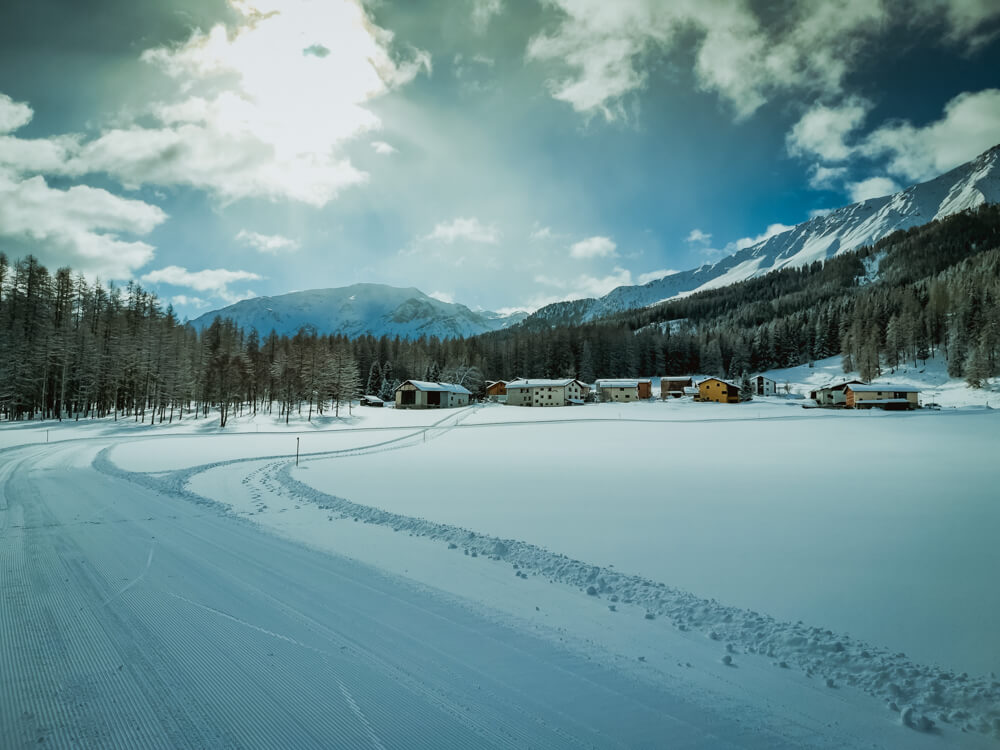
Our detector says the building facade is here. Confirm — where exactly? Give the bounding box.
[752,376,777,396]
[395,380,472,409]
[661,376,692,398]
[810,380,863,406]
[595,379,640,402]
[697,377,741,403]
[485,380,508,403]
[844,384,920,409]
[506,379,587,406]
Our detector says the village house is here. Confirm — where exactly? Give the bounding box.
[594,378,649,402]
[844,384,921,410]
[485,380,508,403]
[505,378,588,407]
[661,376,693,398]
[751,375,778,397]
[394,380,472,409]
[697,377,742,403]
[810,380,864,406]
[637,379,653,399]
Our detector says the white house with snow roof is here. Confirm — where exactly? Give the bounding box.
[594,378,651,402]
[505,378,588,407]
[394,380,471,409]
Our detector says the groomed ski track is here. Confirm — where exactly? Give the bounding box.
[0,437,796,749]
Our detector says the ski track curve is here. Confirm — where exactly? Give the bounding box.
[104,411,1000,745]
[1,436,802,749]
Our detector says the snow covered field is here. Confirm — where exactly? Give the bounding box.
[275,407,1000,677]
[4,364,1000,747]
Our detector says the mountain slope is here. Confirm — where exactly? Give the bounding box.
[525,143,1000,327]
[191,284,527,339]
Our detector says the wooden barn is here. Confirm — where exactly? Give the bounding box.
[697,377,742,403]
[810,380,864,406]
[844,384,921,410]
[661,376,693,398]
[485,380,508,403]
[394,380,472,409]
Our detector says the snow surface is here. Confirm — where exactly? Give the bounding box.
[5,361,1000,746]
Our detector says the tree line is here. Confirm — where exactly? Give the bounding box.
[2,206,997,424]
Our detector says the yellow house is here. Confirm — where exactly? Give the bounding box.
[697,377,741,404]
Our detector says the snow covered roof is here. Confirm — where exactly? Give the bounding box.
[506,378,576,389]
[700,377,741,389]
[485,380,508,387]
[662,376,693,382]
[362,394,384,403]
[814,380,864,393]
[596,379,639,388]
[398,380,472,395]
[846,384,921,393]
[683,386,700,395]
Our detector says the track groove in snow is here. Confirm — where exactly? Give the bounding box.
[192,446,1000,743]
[4,439,799,748]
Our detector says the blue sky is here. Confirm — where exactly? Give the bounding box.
[1,0,999,317]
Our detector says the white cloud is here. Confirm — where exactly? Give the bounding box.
[526,1,885,121]
[429,290,455,303]
[858,88,1000,183]
[0,94,33,134]
[570,235,617,259]
[638,269,678,284]
[0,170,166,279]
[530,224,555,240]
[809,208,834,219]
[685,228,712,245]
[471,0,504,33]
[424,217,501,244]
[807,164,849,190]
[527,1,1000,122]
[141,265,263,303]
[930,0,1000,48]
[694,222,797,263]
[371,140,398,155]
[533,265,633,302]
[847,176,900,202]
[235,230,300,254]
[732,223,796,251]
[170,295,209,308]
[0,2,429,208]
[790,89,1000,202]
[787,98,869,162]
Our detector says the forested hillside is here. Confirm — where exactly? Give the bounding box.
[1,206,998,424]
[479,205,1000,385]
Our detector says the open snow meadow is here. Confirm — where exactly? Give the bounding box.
[3,373,1000,748]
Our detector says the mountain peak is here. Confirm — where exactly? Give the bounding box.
[524,143,1000,327]
[191,284,526,339]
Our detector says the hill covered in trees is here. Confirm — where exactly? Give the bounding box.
[480,205,1000,386]
[1,206,998,424]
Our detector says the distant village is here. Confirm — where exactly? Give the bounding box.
[365,376,923,411]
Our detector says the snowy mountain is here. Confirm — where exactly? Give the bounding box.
[191,284,528,339]
[525,143,1000,327]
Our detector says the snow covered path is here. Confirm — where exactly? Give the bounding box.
[1,441,797,749]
